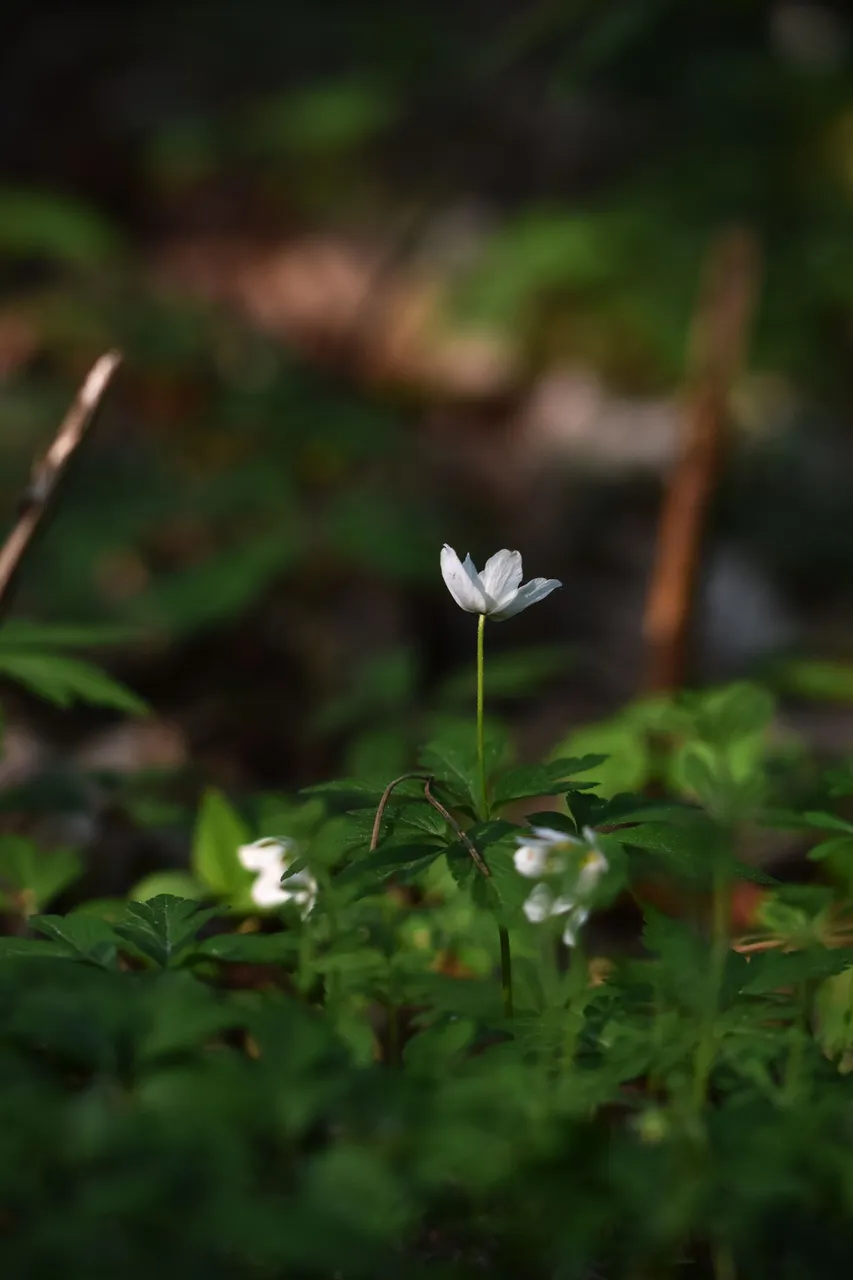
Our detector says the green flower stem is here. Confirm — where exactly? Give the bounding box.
[692,861,730,1112]
[499,924,514,1019]
[563,940,589,1071]
[476,612,488,820]
[783,980,812,1105]
[475,611,514,1019]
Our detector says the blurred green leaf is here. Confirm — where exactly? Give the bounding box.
[0,650,147,714]
[113,896,221,969]
[0,188,122,264]
[191,789,252,899]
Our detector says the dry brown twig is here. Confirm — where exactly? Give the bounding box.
[369,771,490,878]
[642,230,760,694]
[0,351,122,617]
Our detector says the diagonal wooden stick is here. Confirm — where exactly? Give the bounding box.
[642,231,760,694]
[0,351,122,617]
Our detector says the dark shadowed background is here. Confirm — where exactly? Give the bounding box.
[3,0,853,891]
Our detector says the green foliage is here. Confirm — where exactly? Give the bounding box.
[0,619,148,714]
[0,834,82,915]
[0,187,122,264]
[190,787,253,902]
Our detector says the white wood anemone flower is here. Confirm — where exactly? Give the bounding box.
[440,545,561,620]
[514,826,608,947]
[238,837,317,917]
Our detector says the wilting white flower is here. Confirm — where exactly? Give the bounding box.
[238,837,317,917]
[440,545,561,620]
[515,826,608,947]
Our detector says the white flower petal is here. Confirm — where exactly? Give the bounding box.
[522,883,556,923]
[250,869,289,908]
[238,838,291,873]
[489,576,562,621]
[576,848,608,897]
[440,544,487,613]
[514,843,553,878]
[528,826,581,847]
[479,549,523,610]
[561,906,589,948]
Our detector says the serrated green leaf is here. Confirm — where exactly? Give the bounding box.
[31,912,119,967]
[335,841,443,887]
[395,803,449,837]
[491,755,607,807]
[113,895,222,969]
[742,948,853,994]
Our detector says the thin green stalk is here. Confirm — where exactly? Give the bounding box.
[562,940,588,1072]
[499,924,514,1019]
[476,612,488,820]
[475,611,513,1019]
[783,980,811,1105]
[692,862,730,1111]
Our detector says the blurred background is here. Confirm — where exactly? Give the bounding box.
[4,0,853,890]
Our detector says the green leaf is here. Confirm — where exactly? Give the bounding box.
[0,619,141,649]
[771,658,853,704]
[0,835,82,913]
[0,936,71,959]
[742,948,853,994]
[30,911,119,967]
[335,840,444,887]
[113,895,222,969]
[491,755,607,807]
[808,835,853,864]
[403,1015,477,1070]
[0,187,122,264]
[394,803,448,837]
[692,683,775,746]
[0,650,148,714]
[129,871,207,902]
[191,788,252,898]
[191,932,301,963]
[803,812,853,834]
[135,972,245,1062]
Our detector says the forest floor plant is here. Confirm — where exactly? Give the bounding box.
[3,363,853,1278]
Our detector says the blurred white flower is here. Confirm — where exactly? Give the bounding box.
[515,826,608,947]
[440,545,561,620]
[238,837,317,916]
[513,825,596,878]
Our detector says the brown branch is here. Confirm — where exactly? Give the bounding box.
[368,771,491,878]
[422,776,491,878]
[0,351,123,617]
[369,772,427,851]
[642,231,760,694]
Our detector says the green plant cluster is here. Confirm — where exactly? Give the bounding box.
[3,624,853,1277]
